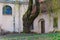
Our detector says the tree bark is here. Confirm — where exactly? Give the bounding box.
[23,0,40,33]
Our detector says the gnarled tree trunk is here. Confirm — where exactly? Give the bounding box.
[23,0,40,33]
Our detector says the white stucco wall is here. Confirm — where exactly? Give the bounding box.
[33,13,54,33]
[19,5,28,32]
[0,3,15,32]
[57,11,60,31]
[0,2,28,33]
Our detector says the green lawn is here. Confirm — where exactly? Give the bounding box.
[0,33,60,40]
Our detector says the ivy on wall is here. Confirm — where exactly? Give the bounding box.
[53,17,58,28]
[45,0,60,13]
[45,0,60,28]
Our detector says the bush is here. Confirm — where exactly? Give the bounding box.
[55,31,60,33]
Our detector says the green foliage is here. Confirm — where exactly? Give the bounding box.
[53,17,58,28]
[1,33,60,40]
[45,0,60,13]
[52,0,60,12]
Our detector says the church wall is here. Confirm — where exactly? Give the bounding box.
[0,3,15,32]
[33,13,54,33]
[18,5,28,32]
[57,12,60,31]
[0,2,28,33]
[51,11,60,32]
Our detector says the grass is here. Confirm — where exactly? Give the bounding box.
[0,33,60,40]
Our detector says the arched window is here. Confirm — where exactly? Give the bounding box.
[3,5,12,15]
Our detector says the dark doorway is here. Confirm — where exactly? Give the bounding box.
[41,20,45,33]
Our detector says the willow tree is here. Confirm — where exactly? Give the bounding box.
[23,0,40,33]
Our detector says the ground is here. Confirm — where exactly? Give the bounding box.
[0,33,60,40]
